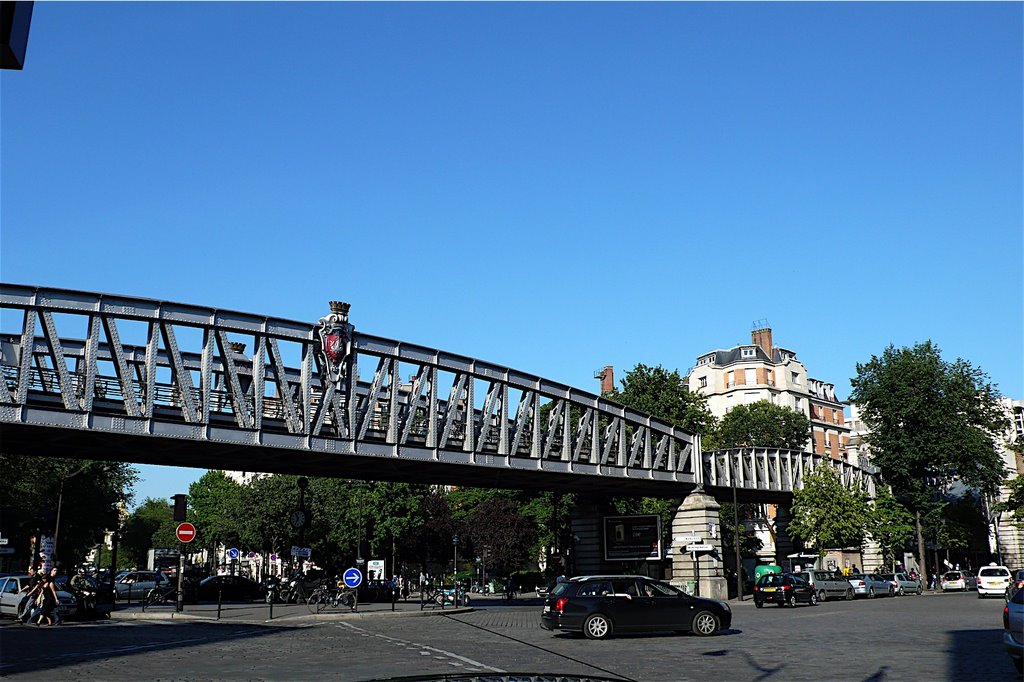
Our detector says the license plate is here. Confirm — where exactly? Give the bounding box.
[762,587,776,592]
[543,605,550,612]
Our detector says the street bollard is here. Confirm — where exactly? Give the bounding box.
[392,587,396,612]
[269,594,273,621]
[217,589,222,620]
[420,588,424,611]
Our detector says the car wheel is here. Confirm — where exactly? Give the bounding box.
[869,588,875,599]
[692,610,720,636]
[818,590,827,603]
[977,592,983,599]
[898,586,905,597]
[845,589,853,601]
[809,592,818,606]
[582,613,612,640]
[786,594,796,608]
[754,600,763,609]
[917,587,922,596]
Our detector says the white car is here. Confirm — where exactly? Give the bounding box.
[941,570,972,592]
[977,565,1012,598]
[0,576,77,618]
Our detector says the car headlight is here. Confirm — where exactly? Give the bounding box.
[714,600,731,612]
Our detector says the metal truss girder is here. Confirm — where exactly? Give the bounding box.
[39,311,79,411]
[215,330,252,429]
[0,285,891,491]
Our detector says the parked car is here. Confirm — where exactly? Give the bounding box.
[0,575,77,619]
[197,575,266,602]
[1003,585,1023,673]
[540,575,731,639]
[891,572,923,596]
[804,569,854,602]
[115,571,171,600]
[537,583,552,598]
[976,565,1012,598]
[941,570,974,592]
[753,572,817,607]
[849,574,895,598]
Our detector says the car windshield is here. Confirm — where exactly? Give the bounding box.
[879,574,895,580]
[943,572,961,580]
[758,575,785,587]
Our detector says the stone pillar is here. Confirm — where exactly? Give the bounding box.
[860,536,884,573]
[568,499,605,576]
[671,488,727,600]
[772,505,795,566]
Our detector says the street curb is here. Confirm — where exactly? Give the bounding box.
[108,606,475,625]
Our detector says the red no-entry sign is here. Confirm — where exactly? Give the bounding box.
[176,522,196,543]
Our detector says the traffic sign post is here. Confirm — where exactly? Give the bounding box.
[175,523,196,543]
[343,567,363,613]
[174,519,195,613]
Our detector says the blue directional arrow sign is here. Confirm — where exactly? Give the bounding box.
[343,567,363,589]
[227,547,240,560]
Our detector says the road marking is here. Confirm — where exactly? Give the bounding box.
[333,622,503,673]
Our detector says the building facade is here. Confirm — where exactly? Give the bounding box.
[686,325,851,460]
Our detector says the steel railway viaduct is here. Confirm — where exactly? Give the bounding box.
[0,285,878,594]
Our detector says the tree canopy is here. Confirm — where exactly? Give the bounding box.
[850,341,1007,572]
[0,453,136,568]
[706,400,811,451]
[787,465,871,564]
[605,363,716,435]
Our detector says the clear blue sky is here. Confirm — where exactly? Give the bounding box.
[2,3,1021,509]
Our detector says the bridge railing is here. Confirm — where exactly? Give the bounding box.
[702,447,877,496]
[1,284,699,484]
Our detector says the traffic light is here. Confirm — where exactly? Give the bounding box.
[172,494,187,522]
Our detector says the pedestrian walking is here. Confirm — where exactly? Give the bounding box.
[30,575,59,626]
[17,567,42,623]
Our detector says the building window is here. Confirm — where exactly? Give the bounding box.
[742,348,755,358]
[794,397,802,411]
[698,377,707,388]
[745,368,756,384]
[791,372,800,385]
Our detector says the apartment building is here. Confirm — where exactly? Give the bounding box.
[686,325,851,460]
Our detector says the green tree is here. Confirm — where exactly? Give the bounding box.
[850,341,1008,576]
[188,471,244,553]
[705,400,811,451]
[868,486,915,571]
[605,363,716,435]
[120,498,175,568]
[787,465,871,565]
[0,454,136,567]
[994,474,1024,528]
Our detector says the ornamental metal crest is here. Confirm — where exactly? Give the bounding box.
[315,300,354,384]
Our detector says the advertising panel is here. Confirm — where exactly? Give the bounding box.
[603,515,661,561]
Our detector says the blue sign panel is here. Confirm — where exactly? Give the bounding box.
[343,567,363,589]
[227,547,240,560]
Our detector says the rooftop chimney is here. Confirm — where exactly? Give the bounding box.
[596,366,615,394]
[751,322,773,358]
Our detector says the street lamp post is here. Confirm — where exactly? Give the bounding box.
[452,534,460,607]
[53,463,95,567]
[730,452,742,601]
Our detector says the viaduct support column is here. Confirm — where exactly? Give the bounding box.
[772,505,795,567]
[671,488,727,600]
[569,499,604,577]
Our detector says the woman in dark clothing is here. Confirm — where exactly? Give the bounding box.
[36,576,59,626]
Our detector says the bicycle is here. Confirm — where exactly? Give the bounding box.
[145,586,178,607]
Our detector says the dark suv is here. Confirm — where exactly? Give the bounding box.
[539,575,732,640]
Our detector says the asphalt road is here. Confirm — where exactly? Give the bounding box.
[0,591,1017,681]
